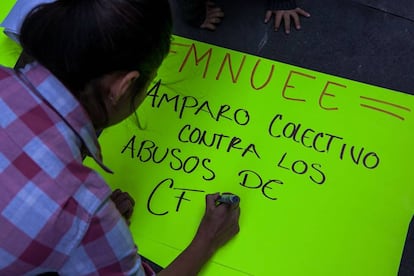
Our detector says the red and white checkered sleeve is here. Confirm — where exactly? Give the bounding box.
[59,199,153,276]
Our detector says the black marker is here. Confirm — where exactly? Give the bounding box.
[217,194,240,205]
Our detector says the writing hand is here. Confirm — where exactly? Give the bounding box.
[194,193,240,251]
[265,8,310,34]
[157,193,240,276]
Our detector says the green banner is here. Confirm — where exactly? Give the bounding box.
[85,36,414,275]
[2,0,412,275]
[0,0,20,67]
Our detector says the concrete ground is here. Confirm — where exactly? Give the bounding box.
[170,0,414,95]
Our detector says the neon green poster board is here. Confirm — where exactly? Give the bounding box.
[85,36,414,275]
[0,0,20,67]
[0,0,412,274]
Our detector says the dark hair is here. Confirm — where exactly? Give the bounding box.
[19,0,172,127]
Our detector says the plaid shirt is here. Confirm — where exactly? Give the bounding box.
[0,63,152,275]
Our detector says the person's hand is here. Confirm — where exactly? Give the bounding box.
[265,8,310,34]
[194,193,240,252]
[110,189,135,225]
[157,193,240,276]
[200,1,224,31]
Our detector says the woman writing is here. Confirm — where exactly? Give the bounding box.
[0,0,240,275]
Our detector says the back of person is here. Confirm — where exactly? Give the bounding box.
[0,64,127,274]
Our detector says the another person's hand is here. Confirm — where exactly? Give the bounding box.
[110,189,135,225]
[194,193,240,252]
[200,1,224,31]
[265,7,310,34]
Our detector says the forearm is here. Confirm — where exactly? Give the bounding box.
[158,237,214,276]
[158,193,240,275]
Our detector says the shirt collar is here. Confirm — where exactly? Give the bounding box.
[18,62,113,174]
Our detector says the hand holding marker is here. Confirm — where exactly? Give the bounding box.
[217,194,240,205]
